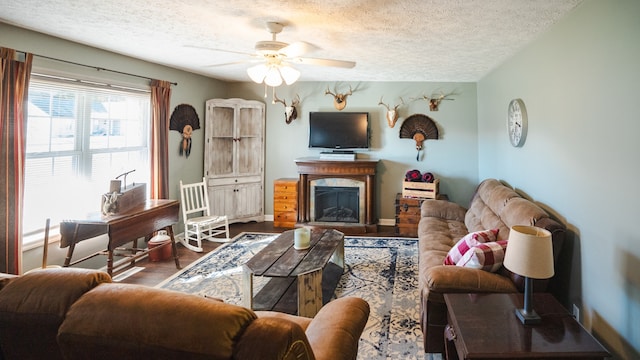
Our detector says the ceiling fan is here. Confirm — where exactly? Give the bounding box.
[193,22,356,86]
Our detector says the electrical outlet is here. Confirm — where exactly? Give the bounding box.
[572,304,580,322]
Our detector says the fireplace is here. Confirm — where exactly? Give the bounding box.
[312,183,362,223]
[295,157,378,233]
[314,186,359,223]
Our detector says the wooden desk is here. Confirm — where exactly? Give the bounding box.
[60,199,181,276]
[444,293,610,360]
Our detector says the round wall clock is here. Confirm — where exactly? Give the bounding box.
[507,98,528,147]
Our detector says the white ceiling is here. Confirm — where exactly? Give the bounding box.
[0,0,583,83]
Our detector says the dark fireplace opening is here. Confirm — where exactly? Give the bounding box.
[314,186,359,223]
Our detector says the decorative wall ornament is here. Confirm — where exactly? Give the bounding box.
[325,85,353,110]
[169,104,200,158]
[378,96,405,128]
[272,92,300,124]
[399,114,439,161]
[412,91,456,111]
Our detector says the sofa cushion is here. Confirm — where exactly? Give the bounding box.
[456,240,508,272]
[58,283,258,359]
[443,229,499,265]
[0,268,111,360]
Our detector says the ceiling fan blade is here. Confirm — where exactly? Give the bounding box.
[292,57,356,69]
[204,59,257,67]
[185,45,255,57]
[279,41,316,58]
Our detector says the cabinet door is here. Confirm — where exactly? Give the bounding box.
[205,105,234,177]
[236,106,264,177]
[234,182,263,219]
[208,183,263,222]
[208,185,235,218]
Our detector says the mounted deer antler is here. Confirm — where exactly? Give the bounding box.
[378,96,405,128]
[417,91,455,111]
[325,85,353,111]
[273,93,300,124]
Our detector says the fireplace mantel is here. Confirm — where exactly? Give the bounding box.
[295,157,379,234]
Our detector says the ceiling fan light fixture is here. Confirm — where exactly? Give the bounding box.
[264,66,283,87]
[279,65,300,85]
[247,64,268,84]
[247,63,299,87]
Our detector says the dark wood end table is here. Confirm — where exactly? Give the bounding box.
[444,293,610,360]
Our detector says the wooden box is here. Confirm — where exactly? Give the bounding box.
[402,179,440,199]
[395,194,422,237]
[274,178,298,228]
[101,183,147,215]
[395,192,448,237]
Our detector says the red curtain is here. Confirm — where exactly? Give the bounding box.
[150,80,171,200]
[0,48,33,274]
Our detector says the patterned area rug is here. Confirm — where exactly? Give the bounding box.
[158,232,439,360]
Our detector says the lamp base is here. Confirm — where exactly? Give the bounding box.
[515,308,541,325]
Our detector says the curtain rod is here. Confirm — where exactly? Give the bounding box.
[21,51,178,86]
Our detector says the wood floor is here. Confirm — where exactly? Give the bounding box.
[118,221,398,287]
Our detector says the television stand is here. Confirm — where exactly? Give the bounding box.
[319,151,356,160]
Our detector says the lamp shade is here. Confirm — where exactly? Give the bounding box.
[503,225,554,279]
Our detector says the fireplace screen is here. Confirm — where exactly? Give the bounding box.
[314,186,359,223]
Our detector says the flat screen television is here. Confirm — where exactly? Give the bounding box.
[308,112,369,150]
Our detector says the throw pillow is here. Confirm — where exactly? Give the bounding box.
[443,229,500,265]
[456,240,508,272]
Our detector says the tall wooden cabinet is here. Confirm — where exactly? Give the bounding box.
[204,98,265,223]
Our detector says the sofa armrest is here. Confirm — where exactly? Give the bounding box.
[305,297,370,360]
[421,199,467,222]
[425,265,518,298]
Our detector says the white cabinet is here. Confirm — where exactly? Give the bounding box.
[205,98,265,223]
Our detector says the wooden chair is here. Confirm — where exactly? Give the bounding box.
[179,177,230,252]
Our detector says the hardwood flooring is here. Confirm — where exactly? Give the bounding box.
[118,222,398,287]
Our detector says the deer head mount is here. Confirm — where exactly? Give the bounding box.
[272,93,300,124]
[325,85,353,111]
[413,91,456,111]
[378,96,405,128]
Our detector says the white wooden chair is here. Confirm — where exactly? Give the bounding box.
[179,177,230,252]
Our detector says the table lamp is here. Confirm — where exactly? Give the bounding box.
[503,225,554,325]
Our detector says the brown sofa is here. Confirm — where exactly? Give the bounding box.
[417,178,565,353]
[0,268,370,360]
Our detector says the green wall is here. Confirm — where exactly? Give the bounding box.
[477,0,640,358]
[227,81,478,222]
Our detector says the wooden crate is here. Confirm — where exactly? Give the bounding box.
[402,179,440,199]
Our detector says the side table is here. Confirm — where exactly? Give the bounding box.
[444,293,610,359]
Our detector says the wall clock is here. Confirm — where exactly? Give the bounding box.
[507,98,528,147]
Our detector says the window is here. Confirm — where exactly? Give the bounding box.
[23,74,151,246]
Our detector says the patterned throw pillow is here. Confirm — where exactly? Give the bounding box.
[456,240,508,272]
[443,229,500,265]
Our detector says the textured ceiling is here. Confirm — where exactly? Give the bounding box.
[0,0,582,82]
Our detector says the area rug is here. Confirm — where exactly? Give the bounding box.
[158,232,438,360]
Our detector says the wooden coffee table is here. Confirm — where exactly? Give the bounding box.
[242,228,344,317]
[444,293,611,359]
